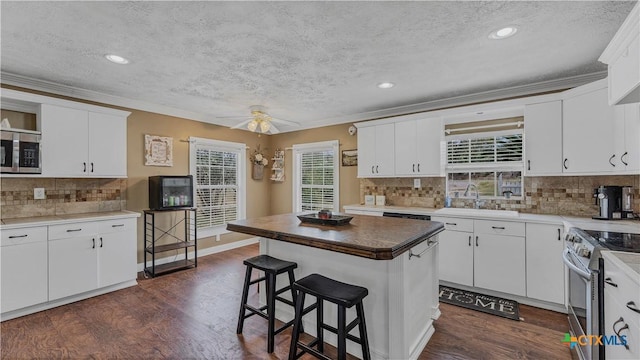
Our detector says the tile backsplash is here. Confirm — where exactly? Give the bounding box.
[1,178,127,219]
[360,175,640,217]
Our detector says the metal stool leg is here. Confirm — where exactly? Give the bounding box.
[236,265,253,334]
[288,291,306,360]
[356,302,371,360]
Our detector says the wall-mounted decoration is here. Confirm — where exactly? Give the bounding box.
[271,149,285,182]
[250,144,268,180]
[145,134,173,167]
[341,149,357,166]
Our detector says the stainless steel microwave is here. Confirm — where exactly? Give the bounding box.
[1,129,42,174]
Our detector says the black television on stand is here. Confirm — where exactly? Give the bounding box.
[148,175,194,210]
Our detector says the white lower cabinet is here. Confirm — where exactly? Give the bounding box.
[525,223,565,304]
[0,227,48,313]
[97,219,137,288]
[49,234,99,300]
[431,217,474,287]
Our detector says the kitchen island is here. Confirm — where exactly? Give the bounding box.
[227,213,444,360]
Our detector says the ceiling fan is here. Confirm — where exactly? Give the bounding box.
[226,105,300,134]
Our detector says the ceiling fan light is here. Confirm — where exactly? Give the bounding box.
[260,120,271,133]
[247,119,258,132]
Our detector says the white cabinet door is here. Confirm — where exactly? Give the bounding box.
[525,223,565,304]
[49,236,98,300]
[474,233,526,296]
[97,219,136,287]
[616,103,640,172]
[394,121,418,176]
[40,104,89,177]
[357,126,376,177]
[524,101,562,175]
[375,123,395,176]
[609,32,640,105]
[88,112,127,177]
[562,87,616,173]
[437,230,473,287]
[1,227,48,313]
[415,118,443,176]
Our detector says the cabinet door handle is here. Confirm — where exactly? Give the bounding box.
[627,301,640,314]
[371,166,375,174]
[376,165,379,173]
[527,160,531,171]
[621,152,628,166]
[413,164,415,172]
[609,154,616,167]
[475,236,479,247]
[417,164,420,172]
[112,224,125,228]
[604,277,618,287]
[468,235,471,247]
[8,234,28,238]
[92,238,95,249]
[91,162,94,173]
[100,237,103,248]
[558,228,561,241]
[66,228,82,232]
[563,158,568,170]
[613,317,630,350]
[491,226,505,230]
[83,162,87,172]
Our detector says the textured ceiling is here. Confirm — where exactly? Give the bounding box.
[0,1,636,132]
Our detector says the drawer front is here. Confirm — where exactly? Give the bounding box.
[49,222,98,240]
[1,226,47,246]
[604,258,640,324]
[431,216,473,232]
[605,291,640,360]
[474,220,525,237]
[97,218,135,234]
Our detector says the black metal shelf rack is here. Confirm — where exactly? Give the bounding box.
[144,208,197,277]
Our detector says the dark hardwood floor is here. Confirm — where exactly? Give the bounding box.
[1,243,574,359]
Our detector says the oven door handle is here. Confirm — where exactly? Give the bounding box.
[562,249,591,280]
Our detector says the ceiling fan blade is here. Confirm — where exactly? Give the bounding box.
[230,119,252,129]
[271,117,300,127]
[268,123,281,134]
[215,115,251,120]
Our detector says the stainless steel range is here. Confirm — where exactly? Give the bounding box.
[564,227,640,360]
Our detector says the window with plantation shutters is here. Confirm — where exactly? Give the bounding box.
[189,137,246,238]
[445,118,524,199]
[293,140,339,212]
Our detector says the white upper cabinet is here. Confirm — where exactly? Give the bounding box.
[357,123,395,177]
[599,2,640,105]
[562,83,617,174]
[613,103,640,172]
[395,117,443,177]
[41,103,128,177]
[524,100,563,176]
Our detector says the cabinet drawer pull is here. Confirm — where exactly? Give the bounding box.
[558,228,561,241]
[609,154,616,167]
[91,162,94,173]
[621,152,628,166]
[413,164,415,172]
[66,228,82,232]
[92,238,95,249]
[475,236,479,247]
[604,277,618,287]
[445,222,457,226]
[491,226,505,230]
[100,237,103,248]
[468,235,471,247]
[626,301,640,314]
[8,234,28,239]
[111,224,125,228]
[613,317,630,350]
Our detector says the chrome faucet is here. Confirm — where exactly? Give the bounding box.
[464,183,482,209]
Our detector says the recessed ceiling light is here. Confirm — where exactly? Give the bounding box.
[489,26,518,40]
[377,82,395,89]
[105,54,130,64]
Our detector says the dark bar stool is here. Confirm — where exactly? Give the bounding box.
[288,273,371,360]
[237,254,300,353]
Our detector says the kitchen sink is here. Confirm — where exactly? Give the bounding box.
[434,208,519,217]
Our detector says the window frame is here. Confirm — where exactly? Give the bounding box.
[292,140,340,212]
[189,137,246,239]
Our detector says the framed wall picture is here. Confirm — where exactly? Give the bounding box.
[145,134,173,167]
[341,149,357,166]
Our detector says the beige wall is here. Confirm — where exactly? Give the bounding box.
[269,123,360,214]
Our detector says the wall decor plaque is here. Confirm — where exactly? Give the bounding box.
[145,134,173,167]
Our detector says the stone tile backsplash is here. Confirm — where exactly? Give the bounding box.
[361,175,640,217]
[1,178,127,219]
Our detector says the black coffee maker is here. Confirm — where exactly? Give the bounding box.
[593,186,623,220]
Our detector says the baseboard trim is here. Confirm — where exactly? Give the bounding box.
[137,237,259,272]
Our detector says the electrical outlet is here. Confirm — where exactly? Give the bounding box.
[414,179,421,189]
[34,188,46,200]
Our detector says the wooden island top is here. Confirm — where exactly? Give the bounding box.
[226,213,444,260]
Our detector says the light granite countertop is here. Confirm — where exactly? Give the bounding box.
[602,251,640,286]
[0,210,140,230]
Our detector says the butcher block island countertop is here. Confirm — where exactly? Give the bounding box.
[226,212,444,260]
[227,213,445,360]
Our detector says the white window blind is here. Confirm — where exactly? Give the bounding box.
[293,140,339,212]
[189,137,246,238]
[447,133,523,165]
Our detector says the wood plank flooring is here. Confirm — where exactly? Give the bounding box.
[1,243,574,359]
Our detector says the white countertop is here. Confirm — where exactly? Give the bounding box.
[602,251,640,286]
[343,204,640,233]
[0,211,140,230]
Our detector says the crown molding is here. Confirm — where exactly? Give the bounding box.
[1,70,606,133]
